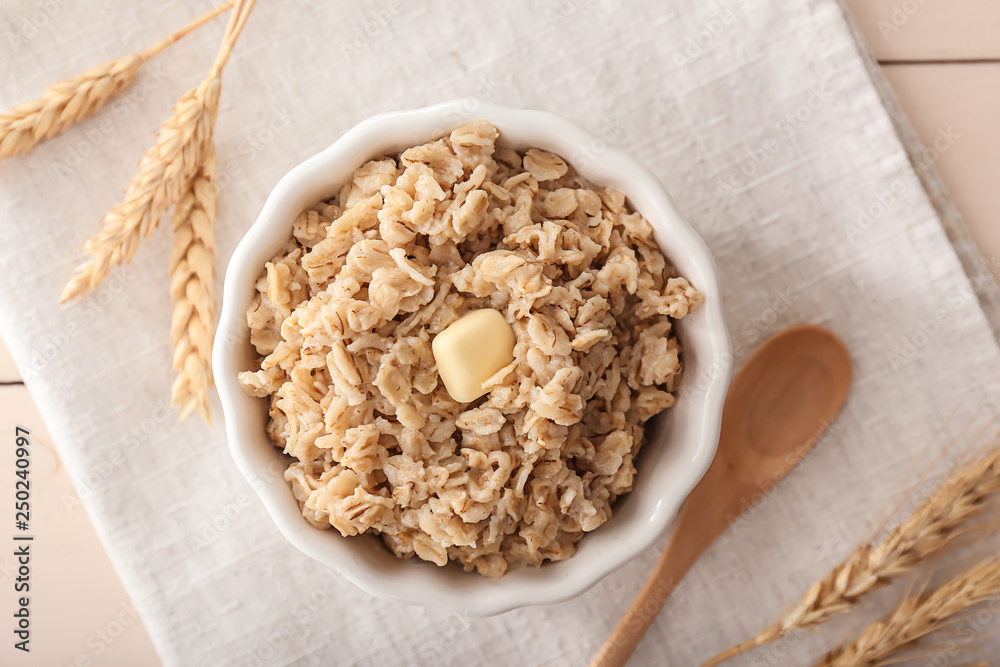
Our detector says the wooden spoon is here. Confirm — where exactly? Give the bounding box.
[591,324,852,667]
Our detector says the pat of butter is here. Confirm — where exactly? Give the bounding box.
[432,309,515,403]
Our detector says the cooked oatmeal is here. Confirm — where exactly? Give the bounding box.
[238,121,703,577]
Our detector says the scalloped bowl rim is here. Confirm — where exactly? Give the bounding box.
[214,99,731,616]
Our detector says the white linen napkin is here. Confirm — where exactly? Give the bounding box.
[2,0,999,664]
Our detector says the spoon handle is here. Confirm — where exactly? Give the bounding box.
[590,325,851,667]
[589,476,735,667]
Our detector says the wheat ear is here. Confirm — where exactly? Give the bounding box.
[59,76,221,303]
[61,0,254,304]
[703,441,1000,666]
[816,557,1000,666]
[170,142,218,422]
[167,0,256,421]
[0,2,232,162]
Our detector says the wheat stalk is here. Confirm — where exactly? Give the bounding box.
[61,0,255,304]
[703,441,1000,666]
[816,557,1000,666]
[170,142,218,422]
[63,0,256,422]
[0,2,232,162]
[168,0,255,422]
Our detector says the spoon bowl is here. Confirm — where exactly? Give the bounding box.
[721,325,852,482]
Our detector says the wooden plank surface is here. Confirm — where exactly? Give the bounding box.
[0,386,160,666]
[844,0,1000,62]
[883,63,1000,271]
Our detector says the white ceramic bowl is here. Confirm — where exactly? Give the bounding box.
[214,100,731,616]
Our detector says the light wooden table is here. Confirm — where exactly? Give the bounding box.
[1,3,997,665]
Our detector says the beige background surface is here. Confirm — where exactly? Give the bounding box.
[0,1,997,665]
